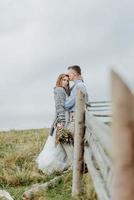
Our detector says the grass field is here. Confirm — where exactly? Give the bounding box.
[0,128,97,200]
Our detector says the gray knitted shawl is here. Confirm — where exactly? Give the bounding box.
[54,87,67,124]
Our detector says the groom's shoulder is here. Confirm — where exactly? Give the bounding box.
[76,81,86,88]
[76,81,88,94]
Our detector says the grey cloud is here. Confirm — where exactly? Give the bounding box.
[0,0,134,130]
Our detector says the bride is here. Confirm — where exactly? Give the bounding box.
[36,73,71,174]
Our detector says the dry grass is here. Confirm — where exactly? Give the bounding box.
[0,128,97,200]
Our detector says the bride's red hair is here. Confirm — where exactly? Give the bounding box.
[55,73,70,95]
[56,74,69,87]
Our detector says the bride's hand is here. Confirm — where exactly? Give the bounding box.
[57,122,64,129]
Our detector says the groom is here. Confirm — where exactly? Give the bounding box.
[60,65,88,166]
[65,65,88,111]
[65,65,88,134]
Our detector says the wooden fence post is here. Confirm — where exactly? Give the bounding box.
[111,70,134,200]
[72,89,85,197]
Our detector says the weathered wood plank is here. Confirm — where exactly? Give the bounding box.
[85,128,112,189]
[72,90,85,197]
[92,116,112,123]
[84,147,110,200]
[85,110,112,158]
[22,176,63,200]
[111,70,134,200]
[89,105,111,108]
[88,108,111,111]
[89,110,112,116]
[88,101,111,104]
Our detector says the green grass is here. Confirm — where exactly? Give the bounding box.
[0,128,97,200]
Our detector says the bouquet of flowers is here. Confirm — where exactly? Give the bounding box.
[55,127,74,146]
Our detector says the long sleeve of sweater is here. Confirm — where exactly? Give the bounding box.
[54,87,66,124]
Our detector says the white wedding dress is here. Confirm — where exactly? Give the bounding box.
[36,128,70,174]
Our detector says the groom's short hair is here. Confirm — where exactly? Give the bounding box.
[68,65,81,75]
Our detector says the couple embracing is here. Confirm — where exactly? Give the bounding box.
[36,65,88,174]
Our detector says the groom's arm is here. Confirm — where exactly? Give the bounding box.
[65,89,76,110]
[65,83,89,110]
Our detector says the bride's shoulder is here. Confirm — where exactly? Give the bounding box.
[54,87,65,93]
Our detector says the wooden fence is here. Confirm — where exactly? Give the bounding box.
[72,70,134,200]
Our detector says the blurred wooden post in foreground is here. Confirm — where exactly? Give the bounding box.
[112,71,134,200]
[72,89,85,197]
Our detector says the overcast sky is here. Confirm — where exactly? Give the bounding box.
[0,0,134,130]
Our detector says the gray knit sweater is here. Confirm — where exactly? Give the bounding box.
[54,87,67,124]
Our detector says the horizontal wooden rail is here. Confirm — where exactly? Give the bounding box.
[85,111,112,156]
